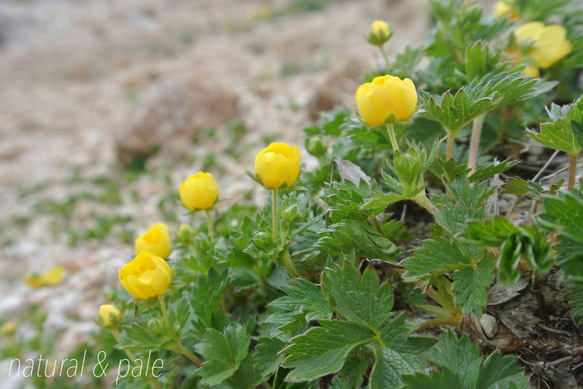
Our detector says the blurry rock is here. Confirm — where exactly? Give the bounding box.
[307,55,366,121]
[116,75,239,166]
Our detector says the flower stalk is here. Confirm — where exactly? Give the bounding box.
[568,152,578,190]
[468,114,486,174]
[386,123,400,153]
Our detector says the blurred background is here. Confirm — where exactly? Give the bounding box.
[0,0,493,386]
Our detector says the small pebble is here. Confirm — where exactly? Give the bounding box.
[480,313,499,338]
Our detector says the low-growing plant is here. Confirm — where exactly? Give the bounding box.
[4,0,583,387]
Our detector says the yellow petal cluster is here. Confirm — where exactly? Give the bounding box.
[24,266,65,289]
[355,75,418,126]
[179,172,220,211]
[134,223,172,259]
[514,22,572,69]
[254,143,301,190]
[119,251,172,300]
[97,304,121,330]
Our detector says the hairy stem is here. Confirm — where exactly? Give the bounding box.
[386,123,400,153]
[281,248,300,279]
[468,114,486,174]
[446,134,455,160]
[205,210,214,243]
[568,151,578,190]
[272,189,278,242]
[379,46,390,71]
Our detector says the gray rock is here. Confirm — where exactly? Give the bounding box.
[116,75,239,166]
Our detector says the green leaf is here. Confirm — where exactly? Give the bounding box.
[430,157,470,182]
[468,159,518,183]
[453,253,495,315]
[424,71,555,134]
[475,350,528,389]
[269,278,332,332]
[528,119,580,154]
[568,285,583,320]
[254,337,287,378]
[282,320,374,381]
[231,355,263,389]
[498,234,523,286]
[338,356,369,388]
[314,220,400,261]
[195,324,250,386]
[404,238,471,282]
[403,368,463,389]
[368,313,435,389]
[537,192,583,244]
[190,269,229,328]
[120,323,160,352]
[423,331,481,388]
[465,41,488,81]
[322,261,394,331]
[461,217,518,246]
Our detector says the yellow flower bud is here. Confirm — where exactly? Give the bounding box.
[97,304,121,330]
[514,22,572,69]
[134,223,171,259]
[119,251,172,300]
[367,20,391,46]
[177,223,195,243]
[494,1,518,20]
[1,322,16,336]
[355,75,418,126]
[254,143,301,190]
[179,172,220,211]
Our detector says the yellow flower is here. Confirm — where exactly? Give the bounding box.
[494,1,518,20]
[97,304,121,330]
[523,65,540,78]
[134,223,171,259]
[514,22,572,69]
[119,251,172,300]
[1,322,16,336]
[24,266,65,288]
[367,20,391,46]
[254,143,301,190]
[356,75,418,126]
[179,172,220,211]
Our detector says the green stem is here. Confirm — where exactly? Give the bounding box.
[411,191,434,214]
[176,343,203,367]
[379,46,390,71]
[446,133,455,160]
[272,189,278,242]
[205,210,214,243]
[468,114,486,175]
[386,123,400,153]
[568,151,578,190]
[281,248,300,278]
[158,295,172,337]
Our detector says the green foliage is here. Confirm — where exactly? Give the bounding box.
[195,324,250,386]
[424,71,556,134]
[405,331,528,389]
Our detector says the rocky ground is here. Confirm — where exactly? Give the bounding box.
[0,0,506,387]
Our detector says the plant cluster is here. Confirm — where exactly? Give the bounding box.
[2,0,583,387]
